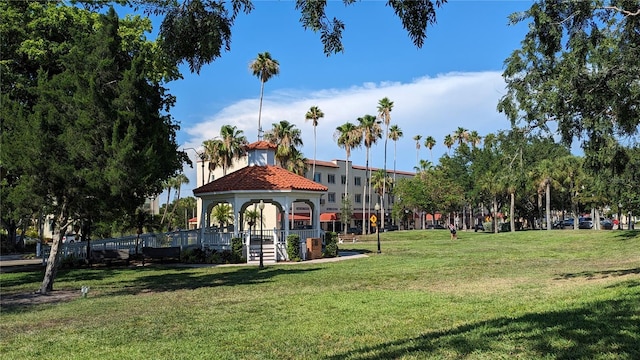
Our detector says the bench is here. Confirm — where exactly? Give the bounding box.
[338,234,358,244]
[142,246,181,265]
[90,249,130,265]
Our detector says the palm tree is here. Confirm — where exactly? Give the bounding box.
[377,97,394,219]
[211,203,234,229]
[167,173,190,230]
[556,155,583,229]
[371,169,391,203]
[424,136,436,161]
[334,122,362,210]
[264,120,303,169]
[388,124,403,184]
[468,130,482,148]
[443,134,454,155]
[244,207,261,234]
[535,159,556,230]
[414,159,433,173]
[286,148,308,176]
[219,125,248,175]
[305,106,324,178]
[479,170,501,233]
[203,138,222,182]
[358,114,382,234]
[249,52,280,140]
[413,135,422,168]
[160,176,178,226]
[453,127,469,146]
[202,125,248,178]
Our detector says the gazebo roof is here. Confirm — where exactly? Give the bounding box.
[193,165,328,194]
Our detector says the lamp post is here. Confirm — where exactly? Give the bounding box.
[374,203,381,254]
[184,147,206,186]
[259,200,265,269]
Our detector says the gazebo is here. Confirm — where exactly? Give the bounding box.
[193,141,328,264]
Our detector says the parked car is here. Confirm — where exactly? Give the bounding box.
[474,223,484,232]
[383,225,399,232]
[600,219,614,230]
[426,224,446,230]
[578,220,593,229]
[62,233,76,243]
[347,227,362,235]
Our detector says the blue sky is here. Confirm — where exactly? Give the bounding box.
[120,1,539,200]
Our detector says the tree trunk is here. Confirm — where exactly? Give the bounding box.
[40,208,70,293]
[546,183,552,231]
[493,197,499,234]
[510,192,515,232]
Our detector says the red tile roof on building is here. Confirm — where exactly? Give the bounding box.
[246,141,277,150]
[304,159,339,168]
[193,165,328,194]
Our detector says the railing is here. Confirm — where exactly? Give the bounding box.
[41,228,325,264]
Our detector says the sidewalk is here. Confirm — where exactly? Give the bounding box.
[0,252,367,273]
[0,254,43,273]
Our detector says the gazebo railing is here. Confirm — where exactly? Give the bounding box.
[42,228,325,264]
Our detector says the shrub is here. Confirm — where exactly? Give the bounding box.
[181,247,207,263]
[323,232,338,258]
[286,234,301,262]
[231,237,244,262]
[60,254,83,268]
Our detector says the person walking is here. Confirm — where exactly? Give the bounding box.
[448,223,457,240]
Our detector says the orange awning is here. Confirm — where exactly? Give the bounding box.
[320,213,339,222]
[278,213,310,221]
[425,213,443,221]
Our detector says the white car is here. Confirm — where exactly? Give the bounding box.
[62,233,76,243]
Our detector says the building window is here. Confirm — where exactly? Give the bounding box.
[354,177,361,186]
[355,194,362,203]
[327,174,335,184]
[320,198,326,205]
[341,175,346,185]
[328,193,336,203]
[314,173,322,182]
[365,194,370,203]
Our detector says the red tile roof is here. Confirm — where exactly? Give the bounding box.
[246,141,277,150]
[305,159,339,168]
[193,165,328,194]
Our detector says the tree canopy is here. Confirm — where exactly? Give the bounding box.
[1,2,186,292]
[498,0,640,174]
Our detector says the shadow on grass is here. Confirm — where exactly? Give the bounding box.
[0,269,44,288]
[106,266,323,296]
[325,280,640,359]
[614,230,640,240]
[555,267,640,280]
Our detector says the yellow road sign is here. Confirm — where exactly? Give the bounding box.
[370,214,377,226]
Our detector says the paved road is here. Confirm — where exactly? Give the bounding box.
[0,255,43,273]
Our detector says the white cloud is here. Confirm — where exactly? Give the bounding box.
[177,71,513,198]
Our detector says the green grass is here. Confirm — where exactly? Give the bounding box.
[1,230,639,359]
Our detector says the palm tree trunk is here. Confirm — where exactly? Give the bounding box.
[546,183,551,230]
[363,148,369,235]
[168,187,182,229]
[493,197,499,234]
[312,125,317,178]
[160,186,171,225]
[510,192,515,232]
[344,154,349,234]
[258,80,265,140]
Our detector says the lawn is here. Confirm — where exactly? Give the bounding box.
[1,230,639,359]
